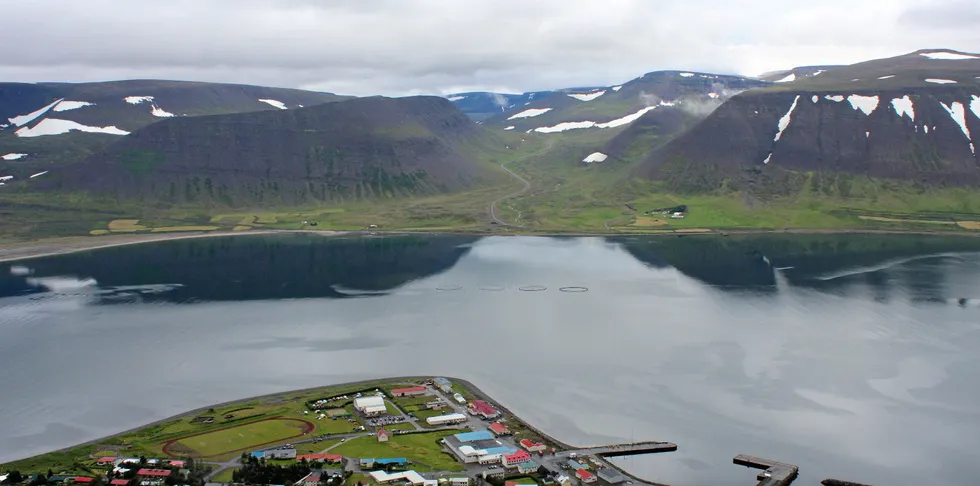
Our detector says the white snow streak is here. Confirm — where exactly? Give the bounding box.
[775,73,796,83]
[508,108,552,120]
[504,126,515,130]
[567,91,606,101]
[14,119,130,137]
[811,95,818,103]
[812,70,826,76]
[446,96,466,102]
[763,153,772,165]
[877,75,895,80]
[30,171,49,179]
[2,153,27,161]
[970,95,980,121]
[865,131,870,138]
[925,79,957,84]
[847,95,879,115]
[7,98,64,126]
[773,95,801,142]
[611,86,622,92]
[940,101,974,153]
[53,101,95,112]
[533,106,657,133]
[124,96,154,104]
[924,125,930,134]
[825,95,845,102]
[582,152,608,163]
[258,99,288,110]
[151,104,175,117]
[890,96,915,121]
[920,52,980,60]
[708,93,720,99]
[679,72,695,77]
[0,175,12,182]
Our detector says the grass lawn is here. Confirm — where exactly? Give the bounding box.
[346,473,374,486]
[170,418,312,457]
[314,416,364,435]
[331,431,464,472]
[211,467,238,483]
[383,423,416,432]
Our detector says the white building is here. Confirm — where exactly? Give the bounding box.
[426,413,468,426]
[453,393,466,404]
[449,478,469,486]
[354,395,388,416]
[369,471,429,485]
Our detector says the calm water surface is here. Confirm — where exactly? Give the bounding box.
[1,234,979,485]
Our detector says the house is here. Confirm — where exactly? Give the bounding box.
[488,422,510,436]
[575,470,596,483]
[110,480,130,486]
[377,429,390,442]
[517,461,539,474]
[501,450,532,468]
[168,460,185,468]
[670,212,685,219]
[424,400,447,410]
[368,470,426,485]
[390,386,426,397]
[453,430,494,442]
[264,448,297,459]
[250,451,265,459]
[137,470,171,478]
[433,378,453,394]
[449,478,469,486]
[353,396,388,416]
[567,460,586,470]
[74,478,94,483]
[596,469,625,485]
[97,457,118,465]
[297,454,342,463]
[468,401,500,419]
[453,393,466,404]
[481,470,505,480]
[301,474,320,486]
[360,458,408,470]
[519,439,546,453]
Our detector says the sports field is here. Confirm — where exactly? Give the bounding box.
[163,418,314,457]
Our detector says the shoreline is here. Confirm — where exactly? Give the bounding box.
[0,226,977,264]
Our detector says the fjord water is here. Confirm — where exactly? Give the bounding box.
[2,234,979,485]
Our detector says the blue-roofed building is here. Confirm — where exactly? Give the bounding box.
[518,460,540,474]
[375,458,408,465]
[567,460,586,470]
[251,451,265,458]
[454,430,494,443]
[433,377,451,386]
[360,458,408,469]
[483,446,516,455]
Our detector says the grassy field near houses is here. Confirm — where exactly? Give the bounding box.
[331,431,464,472]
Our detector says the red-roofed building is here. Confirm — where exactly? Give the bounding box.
[390,386,427,397]
[74,477,94,483]
[377,428,390,442]
[468,400,500,419]
[136,469,171,478]
[576,469,596,483]
[297,454,342,463]
[97,457,117,464]
[488,422,511,436]
[302,475,320,486]
[110,480,130,486]
[168,460,185,468]
[501,450,532,468]
[519,439,546,453]
[504,482,518,486]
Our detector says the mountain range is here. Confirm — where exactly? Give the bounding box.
[2,48,980,236]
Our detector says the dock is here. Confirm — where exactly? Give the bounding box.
[562,441,679,457]
[733,454,799,486]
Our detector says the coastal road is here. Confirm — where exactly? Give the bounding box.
[489,160,531,226]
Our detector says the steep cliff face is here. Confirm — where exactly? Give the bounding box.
[39,96,504,205]
[639,87,980,188]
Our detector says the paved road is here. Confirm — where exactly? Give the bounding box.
[489,161,531,226]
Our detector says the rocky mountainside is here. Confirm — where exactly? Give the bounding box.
[0,80,347,171]
[32,96,505,205]
[758,65,843,83]
[636,49,980,191]
[446,90,560,121]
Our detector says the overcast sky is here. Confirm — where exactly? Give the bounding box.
[4,0,979,96]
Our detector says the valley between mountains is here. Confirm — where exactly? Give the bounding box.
[3,49,980,241]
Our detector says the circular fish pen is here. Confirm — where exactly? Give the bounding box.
[436,285,463,291]
[559,286,589,293]
[479,286,506,292]
[519,285,547,292]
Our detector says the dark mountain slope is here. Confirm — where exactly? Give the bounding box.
[0,80,348,171]
[447,91,559,121]
[636,50,980,190]
[38,96,505,205]
[758,65,843,83]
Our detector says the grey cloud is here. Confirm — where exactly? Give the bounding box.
[2,0,978,96]
[898,0,980,29]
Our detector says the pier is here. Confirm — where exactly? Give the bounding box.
[560,441,679,458]
[733,454,799,486]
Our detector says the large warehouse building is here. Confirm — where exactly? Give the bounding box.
[426,413,468,426]
[354,395,388,416]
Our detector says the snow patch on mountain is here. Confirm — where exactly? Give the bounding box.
[598,106,657,128]
[125,96,154,104]
[151,104,175,117]
[0,175,12,182]
[447,96,465,102]
[508,108,552,120]
[970,95,980,121]
[940,101,974,153]
[504,126,515,130]
[824,95,845,102]
[925,79,957,84]
[679,72,694,77]
[1,153,27,161]
[890,96,915,121]
[920,51,980,60]
[53,101,95,112]
[534,121,595,133]
[775,73,796,83]
[568,91,606,101]
[14,119,130,138]
[773,95,801,142]
[582,152,608,163]
[877,75,895,80]
[811,95,818,103]
[8,98,64,127]
[533,106,656,133]
[847,95,879,115]
[763,153,772,165]
[30,171,49,179]
[708,93,720,99]
[812,70,827,76]
[258,99,287,110]
[611,86,622,92]
[924,125,930,134]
